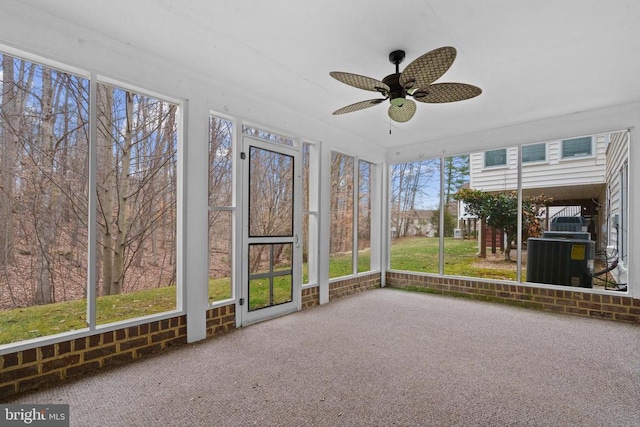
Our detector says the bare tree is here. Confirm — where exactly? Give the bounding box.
[248,147,294,272]
[1,55,34,268]
[2,58,89,307]
[30,66,57,304]
[97,83,115,295]
[390,160,438,238]
[1,52,179,314]
[96,86,178,296]
[330,152,354,254]
[0,54,17,268]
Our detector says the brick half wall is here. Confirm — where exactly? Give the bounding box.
[302,286,320,309]
[329,272,381,301]
[1,274,385,400]
[0,304,235,400]
[386,272,640,323]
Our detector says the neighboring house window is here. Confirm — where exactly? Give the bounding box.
[484,149,507,167]
[522,143,546,163]
[562,136,592,159]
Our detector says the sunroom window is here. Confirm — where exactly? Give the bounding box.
[0,53,89,343]
[208,114,234,303]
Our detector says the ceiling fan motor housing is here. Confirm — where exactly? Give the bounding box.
[383,73,407,106]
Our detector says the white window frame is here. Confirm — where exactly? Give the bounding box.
[0,45,185,352]
[357,159,375,274]
[561,136,594,160]
[92,76,185,326]
[303,141,320,288]
[483,148,508,169]
[207,112,237,307]
[328,150,379,281]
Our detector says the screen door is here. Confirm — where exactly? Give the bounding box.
[240,136,300,324]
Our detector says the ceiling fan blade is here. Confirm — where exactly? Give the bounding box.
[388,99,416,123]
[332,98,386,115]
[399,46,457,90]
[330,71,390,95]
[413,83,482,103]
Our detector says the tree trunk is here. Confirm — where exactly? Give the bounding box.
[0,55,17,267]
[160,104,176,268]
[504,231,514,261]
[34,67,57,305]
[504,235,513,261]
[111,91,134,295]
[97,84,114,295]
[479,221,487,258]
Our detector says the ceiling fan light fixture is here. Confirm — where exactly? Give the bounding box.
[388,99,416,123]
[390,97,406,107]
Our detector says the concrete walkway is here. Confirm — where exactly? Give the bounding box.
[10,288,640,426]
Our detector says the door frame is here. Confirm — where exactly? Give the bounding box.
[238,134,302,326]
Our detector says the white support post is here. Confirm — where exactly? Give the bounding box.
[184,99,209,343]
[377,161,387,285]
[318,143,331,304]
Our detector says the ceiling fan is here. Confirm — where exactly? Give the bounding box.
[330,47,481,123]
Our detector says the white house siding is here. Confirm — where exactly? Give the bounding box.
[603,130,630,284]
[470,135,608,193]
[470,147,518,192]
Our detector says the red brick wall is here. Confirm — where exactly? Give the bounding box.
[329,273,381,300]
[386,272,640,323]
[0,304,235,401]
[1,276,385,401]
[302,286,320,309]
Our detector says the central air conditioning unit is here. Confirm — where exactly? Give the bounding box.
[526,237,594,288]
[550,216,588,232]
[542,231,591,240]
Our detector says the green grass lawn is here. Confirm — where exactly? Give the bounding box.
[392,236,518,280]
[1,237,516,345]
[0,286,177,344]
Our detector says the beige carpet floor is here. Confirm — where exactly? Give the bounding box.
[9,288,640,426]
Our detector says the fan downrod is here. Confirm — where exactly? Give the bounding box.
[389,50,405,74]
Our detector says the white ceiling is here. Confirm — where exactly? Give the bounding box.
[9,0,640,150]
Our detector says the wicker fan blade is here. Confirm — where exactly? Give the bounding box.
[388,99,416,123]
[412,83,482,104]
[330,71,390,95]
[332,98,386,115]
[399,46,457,90]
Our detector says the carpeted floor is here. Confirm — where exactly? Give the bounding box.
[9,288,640,426]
